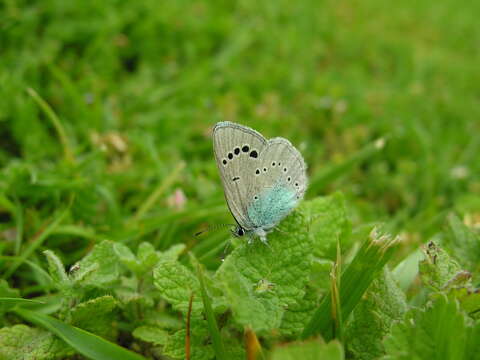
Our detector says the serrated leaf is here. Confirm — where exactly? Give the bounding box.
[153,260,203,314]
[132,325,169,345]
[0,324,72,360]
[419,241,466,291]
[447,287,480,320]
[70,295,118,340]
[43,250,71,291]
[161,243,186,261]
[382,295,477,360]
[215,209,312,333]
[446,214,480,272]
[163,320,214,360]
[300,192,351,259]
[72,240,121,288]
[270,339,344,360]
[114,243,140,273]
[137,242,160,271]
[279,286,318,337]
[346,267,407,360]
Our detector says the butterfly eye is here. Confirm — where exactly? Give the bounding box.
[237,228,245,236]
[242,145,250,152]
[234,147,240,155]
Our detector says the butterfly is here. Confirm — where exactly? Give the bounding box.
[213,122,307,244]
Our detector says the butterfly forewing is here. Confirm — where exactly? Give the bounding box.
[213,122,267,229]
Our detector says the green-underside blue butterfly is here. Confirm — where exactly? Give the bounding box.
[213,122,307,244]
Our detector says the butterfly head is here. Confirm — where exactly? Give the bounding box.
[231,225,246,238]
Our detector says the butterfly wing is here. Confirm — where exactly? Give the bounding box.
[246,138,307,228]
[213,122,267,229]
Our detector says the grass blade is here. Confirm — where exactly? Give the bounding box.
[133,161,185,221]
[196,264,227,360]
[14,308,146,360]
[186,293,194,360]
[0,297,45,305]
[302,227,398,340]
[26,87,75,164]
[308,137,386,193]
[4,205,70,278]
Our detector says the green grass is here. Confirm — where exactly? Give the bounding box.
[1,0,480,359]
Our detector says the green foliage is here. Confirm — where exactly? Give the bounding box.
[300,192,351,259]
[419,241,464,292]
[302,227,398,340]
[0,324,71,360]
[270,339,344,360]
[1,0,480,357]
[216,209,312,333]
[132,325,168,346]
[163,321,214,360]
[445,214,480,274]
[153,260,203,315]
[70,295,118,340]
[72,240,121,288]
[383,295,480,360]
[346,267,408,360]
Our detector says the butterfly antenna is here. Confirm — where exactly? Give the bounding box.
[194,223,236,237]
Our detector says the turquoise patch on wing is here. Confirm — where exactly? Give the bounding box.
[247,185,298,228]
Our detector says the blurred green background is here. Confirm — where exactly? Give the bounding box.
[1,0,479,276]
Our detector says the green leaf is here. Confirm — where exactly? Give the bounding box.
[215,208,312,333]
[114,242,162,276]
[383,295,479,360]
[299,192,351,259]
[132,325,168,345]
[302,227,398,340]
[43,250,71,291]
[70,295,118,340]
[114,243,140,273]
[161,243,186,261]
[346,267,408,360]
[279,286,318,338]
[0,324,72,360]
[72,240,121,288]
[136,242,161,270]
[270,339,344,360]
[197,265,227,360]
[153,260,203,314]
[418,241,466,291]
[446,287,480,320]
[14,308,146,360]
[446,214,480,272]
[163,320,214,360]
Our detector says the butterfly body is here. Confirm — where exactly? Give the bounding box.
[213,122,307,244]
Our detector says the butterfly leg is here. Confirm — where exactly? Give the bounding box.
[259,235,274,251]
